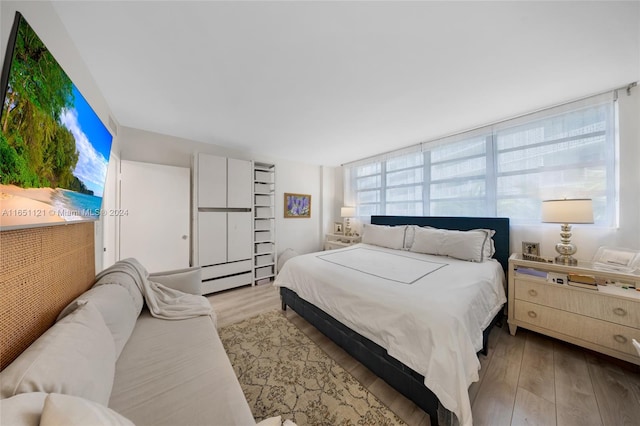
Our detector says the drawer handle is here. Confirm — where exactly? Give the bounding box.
[527,311,537,319]
[613,307,627,316]
[528,289,538,297]
[613,334,628,344]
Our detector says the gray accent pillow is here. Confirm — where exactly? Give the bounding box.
[0,302,116,405]
[57,284,140,359]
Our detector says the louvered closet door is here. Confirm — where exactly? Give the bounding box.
[227,212,252,262]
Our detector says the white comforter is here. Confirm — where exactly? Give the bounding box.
[274,244,506,426]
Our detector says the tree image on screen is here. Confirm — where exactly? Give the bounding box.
[0,14,113,228]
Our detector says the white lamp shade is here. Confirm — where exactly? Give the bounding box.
[541,199,594,224]
[340,206,356,218]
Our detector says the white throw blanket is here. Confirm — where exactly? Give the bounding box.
[95,258,212,320]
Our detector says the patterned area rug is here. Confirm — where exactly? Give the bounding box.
[219,310,406,425]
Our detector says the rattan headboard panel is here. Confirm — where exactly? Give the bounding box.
[0,222,95,370]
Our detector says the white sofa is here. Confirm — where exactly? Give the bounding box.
[0,265,256,426]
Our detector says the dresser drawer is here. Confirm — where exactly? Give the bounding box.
[514,300,640,358]
[202,260,252,280]
[514,278,640,329]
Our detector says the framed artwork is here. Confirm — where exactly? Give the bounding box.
[522,242,540,256]
[333,222,343,234]
[284,193,311,218]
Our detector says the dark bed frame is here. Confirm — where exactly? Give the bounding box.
[280,215,510,426]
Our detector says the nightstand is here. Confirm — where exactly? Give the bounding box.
[324,233,361,250]
[508,253,640,365]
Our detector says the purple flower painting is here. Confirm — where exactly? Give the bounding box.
[284,193,311,218]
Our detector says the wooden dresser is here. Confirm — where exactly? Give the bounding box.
[508,253,640,365]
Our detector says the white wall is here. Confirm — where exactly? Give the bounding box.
[1,1,120,272]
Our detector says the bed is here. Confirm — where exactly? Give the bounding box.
[275,215,510,426]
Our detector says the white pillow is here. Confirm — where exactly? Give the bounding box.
[475,228,496,260]
[411,227,494,262]
[361,224,406,250]
[409,226,444,255]
[403,225,417,250]
[439,229,491,262]
[0,302,116,405]
[0,392,47,426]
[40,393,134,426]
[57,284,140,359]
[149,266,202,295]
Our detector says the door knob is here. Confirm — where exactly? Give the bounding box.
[182,235,188,240]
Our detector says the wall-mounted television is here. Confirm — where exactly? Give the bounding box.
[0,12,113,230]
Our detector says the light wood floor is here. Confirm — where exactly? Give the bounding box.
[208,284,640,426]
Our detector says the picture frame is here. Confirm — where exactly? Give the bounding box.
[333,222,343,234]
[592,246,640,273]
[284,193,311,218]
[522,241,540,256]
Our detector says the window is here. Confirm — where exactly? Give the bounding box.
[344,93,617,225]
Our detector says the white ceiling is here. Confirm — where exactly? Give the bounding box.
[51,1,639,167]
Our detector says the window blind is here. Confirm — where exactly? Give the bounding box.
[344,91,617,225]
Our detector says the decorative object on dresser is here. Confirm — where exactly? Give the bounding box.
[333,222,343,234]
[323,233,361,250]
[340,206,356,236]
[283,193,311,218]
[541,198,594,265]
[508,253,640,366]
[522,241,540,256]
[592,246,640,273]
[253,162,276,285]
[192,153,253,294]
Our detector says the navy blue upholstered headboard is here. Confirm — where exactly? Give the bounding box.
[370,215,510,273]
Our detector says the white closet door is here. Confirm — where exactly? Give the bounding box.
[227,158,252,208]
[198,211,227,266]
[198,153,226,207]
[119,160,190,273]
[227,212,252,262]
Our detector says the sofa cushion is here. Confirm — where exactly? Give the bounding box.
[40,393,134,426]
[109,310,254,426]
[0,392,47,426]
[57,284,140,358]
[0,302,116,405]
[148,267,202,295]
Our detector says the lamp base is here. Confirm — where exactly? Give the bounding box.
[554,254,577,266]
[554,223,578,266]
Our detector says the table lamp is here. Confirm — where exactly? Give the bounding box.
[341,206,356,236]
[541,198,594,265]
